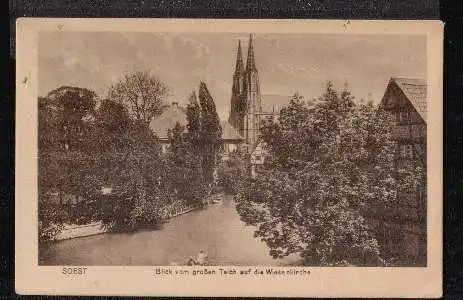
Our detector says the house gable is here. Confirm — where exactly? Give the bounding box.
[380,78,426,125]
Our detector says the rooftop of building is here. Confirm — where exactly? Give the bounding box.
[149,102,243,141]
[149,102,188,140]
[390,77,427,122]
[221,121,244,140]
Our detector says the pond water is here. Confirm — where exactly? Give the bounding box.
[39,194,302,266]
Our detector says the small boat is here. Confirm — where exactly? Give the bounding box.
[211,198,221,204]
[186,250,208,266]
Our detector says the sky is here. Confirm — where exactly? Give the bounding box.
[38,31,426,121]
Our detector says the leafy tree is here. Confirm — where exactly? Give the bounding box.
[217,151,249,194]
[38,84,175,238]
[91,99,132,152]
[96,99,131,134]
[38,97,61,152]
[198,81,222,184]
[186,91,202,157]
[38,97,61,202]
[108,70,169,126]
[38,87,99,240]
[259,93,315,170]
[168,122,190,166]
[167,122,206,206]
[38,98,67,241]
[45,86,97,150]
[235,83,422,266]
[38,200,67,243]
[96,123,171,232]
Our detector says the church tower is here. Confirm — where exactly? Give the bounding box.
[243,34,262,146]
[229,40,245,133]
[229,34,262,147]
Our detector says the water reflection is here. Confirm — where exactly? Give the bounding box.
[39,195,302,266]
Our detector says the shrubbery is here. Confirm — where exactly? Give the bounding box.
[167,122,208,208]
[38,80,223,242]
[98,190,170,233]
[38,201,68,243]
[217,152,249,194]
[38,84,173,241]
[235,85,424,266]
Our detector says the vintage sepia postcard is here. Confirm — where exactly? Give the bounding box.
[15,18,443,297]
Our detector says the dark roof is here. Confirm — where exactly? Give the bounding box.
[260,94,291,114]
[149,103,243,141]
[392,77,427,122]
[149,104,188,140]
[221,121,244,140]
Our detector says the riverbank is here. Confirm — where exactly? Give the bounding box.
[39,194,302,266]
[55,222,106,241]
[52,194,223,241]
[54,207,200,241]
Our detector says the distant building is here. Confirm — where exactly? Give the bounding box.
[220,121,245,160]
[149,102,188,153]
[377,77,427,266]
[228,34,289,166]
[148,102,244,158]
[380,77,427,164]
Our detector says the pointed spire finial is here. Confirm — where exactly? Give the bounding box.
[246,33,257,72]
[188,90,197,104]
[234,40,244,74]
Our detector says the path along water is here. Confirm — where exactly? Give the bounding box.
[39,194,302,266]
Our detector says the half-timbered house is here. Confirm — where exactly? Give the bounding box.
[376,77,427,266]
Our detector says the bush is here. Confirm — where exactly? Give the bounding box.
[168,163,207,207]
[98,189,170,233]
[69,198,100,225]
[38,201,68,243]
[217,152,248,194]
[234,88,408,266]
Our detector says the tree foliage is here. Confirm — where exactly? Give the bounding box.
[96,123,170,232]
[162,83,223,207]
[186,91,202,155]
[217,151,249,194]
[38,86,172,241]
[235,83,423,266]
[38,87,99,241]
[45,86,97,150]
[198,81,222,184]
[108,70,169,126]
[168,122,206,206]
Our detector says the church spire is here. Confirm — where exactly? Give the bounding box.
[246,34,257,72]
[234,40,244,74]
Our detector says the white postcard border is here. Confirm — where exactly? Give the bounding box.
[15,18,443,297]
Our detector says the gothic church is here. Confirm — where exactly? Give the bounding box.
[228,34,282,154]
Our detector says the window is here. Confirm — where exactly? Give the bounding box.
[407,144,414,158]
[400,144,406,158]
[397,108,410,123]
[400,144,414,159]
[414,144,422,158]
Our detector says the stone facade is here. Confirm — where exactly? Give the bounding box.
[228,35,262,147]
